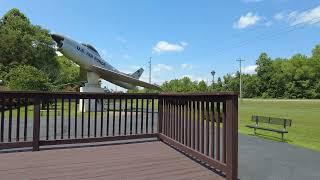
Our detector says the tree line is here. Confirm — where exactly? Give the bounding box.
[155,47,320,99]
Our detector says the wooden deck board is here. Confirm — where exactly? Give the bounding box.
[0,141,224,180]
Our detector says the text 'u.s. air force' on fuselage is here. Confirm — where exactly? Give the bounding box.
[51,33,161,90]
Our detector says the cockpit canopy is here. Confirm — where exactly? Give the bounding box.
[81,43,100,57]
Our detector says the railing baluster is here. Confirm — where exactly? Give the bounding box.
[165,99,168,136]
[106,98,110,136]
[188,100,192,147]
[175,99,178,141]
[68,98,71,139]
[182,100,185,144]
[54,98,57,140]
[94,98,97,137]
[169,99,172,138]
[118,98,122,135]
[8,98,12,142]
[206,100,210,156]
[46,99,49,140]
[135,98,138,134]
[178,99,181,142]
[88,99,91,137]
[61,98,64,139]
[24,98,28,141]
[112,99,115,136]
[146,98,149,134]
[100,98,103,137]
[16,98,21,141]
[75,98,78,138]
[179,100,182,143]
[216,102,221,161]
[1,98,4,142]
[211,101,215,158]
[151,98,154,133]
[141,99,144,134]
[130,98,133,135]
[201,100,205,154]
[172,99,175,139]
[193,101,196,149]
[81,98,84,138]
[124,98,127,135]
[197,101,200,151]
[32,98,40,151]
[223,101,227,163]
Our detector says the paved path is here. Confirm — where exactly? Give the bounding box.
[239,134,320,180]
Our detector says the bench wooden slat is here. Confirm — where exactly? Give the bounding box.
[246,125,288,133]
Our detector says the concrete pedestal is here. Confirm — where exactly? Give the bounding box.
[79,72,105,112]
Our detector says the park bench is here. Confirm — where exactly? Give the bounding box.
[246,115,292,141]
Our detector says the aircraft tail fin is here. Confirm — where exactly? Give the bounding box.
[131,68,144,79]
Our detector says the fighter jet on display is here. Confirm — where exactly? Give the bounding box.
[51,33,161,90]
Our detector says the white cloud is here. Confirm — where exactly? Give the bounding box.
[288,6,320,26]
[153,64,173,72]
[181,63,193,70]
[274,12,285,21]
[274,6,320,26]
[265,21,273,27]
[233,12,261,29]
[116,36,127,43]
[122,54,131,59]
[152,41,186,53]
[180,41,188,46]
[242,65,257,74]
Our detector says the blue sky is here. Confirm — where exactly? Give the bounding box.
[1,0,320,89]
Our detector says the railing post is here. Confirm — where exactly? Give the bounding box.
[226,96,238,180]
[33,97,41,151]
[158,97,163,135]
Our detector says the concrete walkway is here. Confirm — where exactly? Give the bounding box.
[239,134,320,180]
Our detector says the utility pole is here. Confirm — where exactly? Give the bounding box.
[149,57,152,84]
[237,59,245,100]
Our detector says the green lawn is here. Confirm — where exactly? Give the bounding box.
[239,99,320,152]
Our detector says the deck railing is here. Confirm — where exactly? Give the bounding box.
[0,91,238,180]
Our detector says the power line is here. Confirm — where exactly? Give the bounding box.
[213,13,320,56]
[236,59,245,101]
[149,57,152,84]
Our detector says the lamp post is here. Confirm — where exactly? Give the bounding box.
[211,70,215,83]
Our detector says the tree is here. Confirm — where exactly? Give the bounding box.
[54,56,80,86]
[0,8,59,83]
[197,80,208,92]
[6,65,50,91]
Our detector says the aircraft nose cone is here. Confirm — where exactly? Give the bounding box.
[51,34,64,48]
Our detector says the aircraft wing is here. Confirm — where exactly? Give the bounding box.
[91,65,162,90]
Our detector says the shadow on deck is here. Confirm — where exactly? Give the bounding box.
[0,141,225,180]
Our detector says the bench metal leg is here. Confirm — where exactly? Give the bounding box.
[281,133,284,142]
[254,128,256,135]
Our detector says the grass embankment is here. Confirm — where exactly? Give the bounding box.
[239,99,320,152]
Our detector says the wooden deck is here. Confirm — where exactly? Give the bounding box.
[0,141,225,180]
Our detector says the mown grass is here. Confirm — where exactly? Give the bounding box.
[239,99,320,152]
